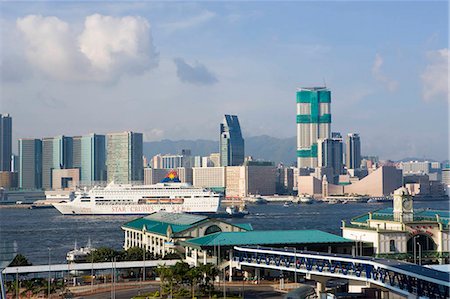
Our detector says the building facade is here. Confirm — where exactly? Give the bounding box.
[144,167,192,185]
[106,131,143,183]
[193,167,226,189]
[342,188,449,264]
[42,136,73,190]
[152,154,189,169]
[122,212,252,257]
[296,87,331,169]
[220,115,245,166]
[18,138,42,189]
[80,134,106,183]
[225,165,276,198]
[0,114,12,171]
[318,135,343,183]
[345,133,361,170]
[52,168,80,190]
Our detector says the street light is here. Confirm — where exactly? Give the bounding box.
[416,242,422,266]
[47,247,51,299]
[413,236,418,264]
[350,234,362,256]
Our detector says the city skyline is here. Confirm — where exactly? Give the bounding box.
[0,1,448,161]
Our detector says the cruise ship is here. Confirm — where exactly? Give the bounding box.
[53,172,221,215]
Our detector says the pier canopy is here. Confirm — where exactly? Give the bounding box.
[181,230,353,251]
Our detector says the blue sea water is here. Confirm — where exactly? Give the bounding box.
[0,200,448,264]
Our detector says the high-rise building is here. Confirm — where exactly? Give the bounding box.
[0,114,12,171]
[296,87,331,169]
[106,131,143,183]
[18,138,42,189]
[345,133,361,170]
[80,134,106,183]
[318,134,343,182]
[72,136,82,170]
[42,136,73,189]
[220,115,245,166]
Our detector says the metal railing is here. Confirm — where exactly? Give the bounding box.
[233,246,449,299]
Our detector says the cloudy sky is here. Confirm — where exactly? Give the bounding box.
[0,1,448,160]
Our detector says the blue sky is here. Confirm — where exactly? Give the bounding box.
[0,1,448,160]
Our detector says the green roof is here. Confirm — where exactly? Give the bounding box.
[122,212,209,235]
[182,230,352,249]
[351,208,449,226]
[122,212,253,236]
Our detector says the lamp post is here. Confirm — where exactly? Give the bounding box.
[413,236,418,264]
[142,245,146,284]
[359,234,366,256]
[416,242,422,265]
[350,234,358,256]
[294,247,297,284]
[47,247,51,299]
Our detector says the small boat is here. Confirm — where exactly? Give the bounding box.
[254,197,267,204]
[225,205,249,218]
[66,239,95,263]
[298,195,314,204]
[283,202,292,207]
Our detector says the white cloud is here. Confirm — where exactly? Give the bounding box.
[173,58,218,85]
[144,128,165,141]
[421,48,449,102]
[17,15,82,80]
[372,53,398,92]
[16,14,158,82]
[159,10,215,33]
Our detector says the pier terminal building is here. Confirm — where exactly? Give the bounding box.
[342,188,449,264]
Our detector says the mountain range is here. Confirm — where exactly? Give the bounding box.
[143,136,446,165]
[143,135,297,165]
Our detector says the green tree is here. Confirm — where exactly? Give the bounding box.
[9,254,32,266]
[198,263,219,296]
[86,247,120,262]
[156,265,175,297]
[123,247,155,261]
[187,266,202,298]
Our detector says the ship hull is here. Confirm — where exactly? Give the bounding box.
[53,200,219,215]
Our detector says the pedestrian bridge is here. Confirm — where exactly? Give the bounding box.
[233,246,450,299]
[2,260,178,275]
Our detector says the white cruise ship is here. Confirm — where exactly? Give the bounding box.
[53,173,221,215]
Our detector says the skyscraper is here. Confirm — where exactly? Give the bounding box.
[296,87,331,169]
[72,136,82,170]
[106,131,143,183]
[42,135,73,189]
[220,115,245,166]
[0,114,12,171]
[346,133,361,170]
[18,138,42,189]
[80,134,106,183]
[318,133,343,183]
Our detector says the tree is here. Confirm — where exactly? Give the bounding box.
[9,254,32,266]
[86,247,120,262]
[187,266,202,298]
[156,265,175,297]
[123,247,155,261]
[198,263,219,296]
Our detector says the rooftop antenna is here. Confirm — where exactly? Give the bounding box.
[323,78,327,88]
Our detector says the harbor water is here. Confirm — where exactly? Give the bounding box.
[0,200,448,265]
